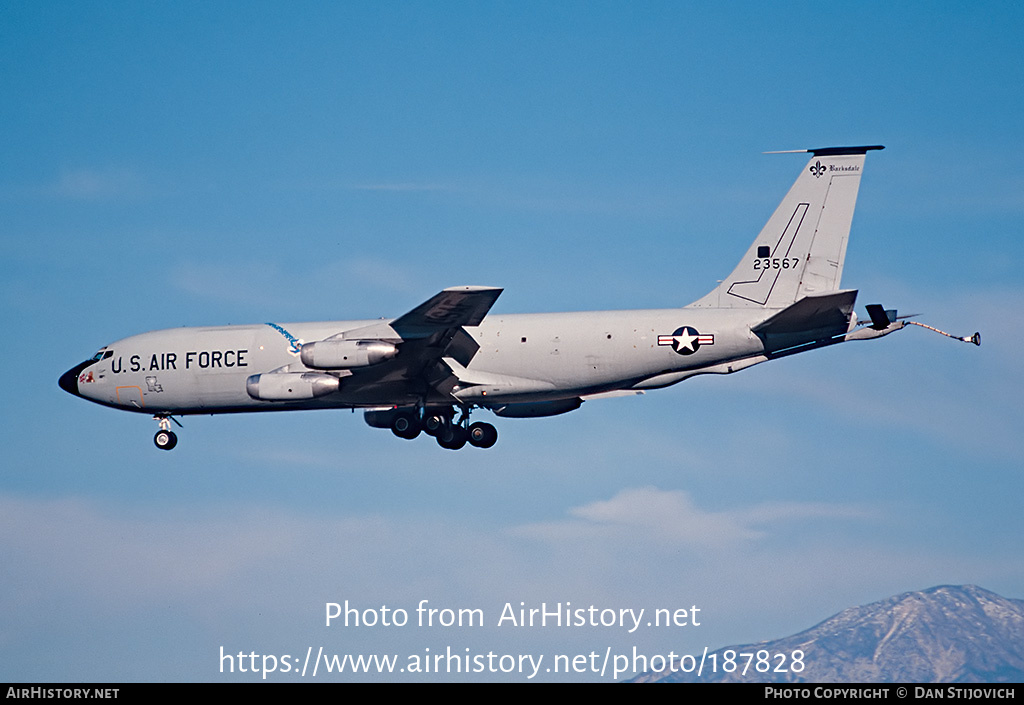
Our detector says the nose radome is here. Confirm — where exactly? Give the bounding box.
[58,362,90,397]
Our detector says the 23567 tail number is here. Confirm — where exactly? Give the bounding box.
[753,258,801,270]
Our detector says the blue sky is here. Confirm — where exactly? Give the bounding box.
[2,1,1022,682]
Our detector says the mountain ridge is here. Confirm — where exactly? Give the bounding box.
[634,585,1024,683]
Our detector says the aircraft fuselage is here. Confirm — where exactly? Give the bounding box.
[63,308,767,415]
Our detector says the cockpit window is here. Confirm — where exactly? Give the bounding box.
[91,349,113,362]
[103,350,113,359]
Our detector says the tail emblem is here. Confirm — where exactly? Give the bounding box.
[658,327,714,355]
[809,161,826,178]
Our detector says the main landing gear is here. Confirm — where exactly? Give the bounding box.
[389,406,498,450]
[153,415,181,451]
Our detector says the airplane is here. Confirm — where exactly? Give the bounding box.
[59,145,980,451]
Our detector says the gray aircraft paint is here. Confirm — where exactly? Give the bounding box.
[62,146,933,450]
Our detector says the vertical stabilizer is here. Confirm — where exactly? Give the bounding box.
[687,146,883,310]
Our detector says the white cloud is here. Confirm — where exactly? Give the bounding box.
[510,486,871,551]
[1,489,1020,681]
[54,167,147,200]
[0,489,871,615]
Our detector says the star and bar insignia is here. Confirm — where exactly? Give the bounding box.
[657,326,714,355]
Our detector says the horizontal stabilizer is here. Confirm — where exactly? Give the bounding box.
[753,290,857,335]
[753,290,858,356]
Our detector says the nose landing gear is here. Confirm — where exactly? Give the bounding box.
[153,415,181,451]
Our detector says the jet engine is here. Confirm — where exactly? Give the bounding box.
[246,372,340,401]
[299,340,397,369]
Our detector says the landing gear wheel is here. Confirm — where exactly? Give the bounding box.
[437,424,467,450]
[423,413,448,437]
[390,412,421,440]
[154,429,178,451]
[468,422,498,448]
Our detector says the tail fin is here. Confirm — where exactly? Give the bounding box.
[687,145,883,310]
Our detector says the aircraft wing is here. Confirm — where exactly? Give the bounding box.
[338,286,503,342]
[390,286,503,337]
[308,286,504,403]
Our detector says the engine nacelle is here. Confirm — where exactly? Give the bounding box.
[300,340,398,369]
[246,372,340,401]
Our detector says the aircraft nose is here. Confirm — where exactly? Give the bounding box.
[58,368,79,396]
[58,362,89,398]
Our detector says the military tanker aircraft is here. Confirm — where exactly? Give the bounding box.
[59,145,979,451]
